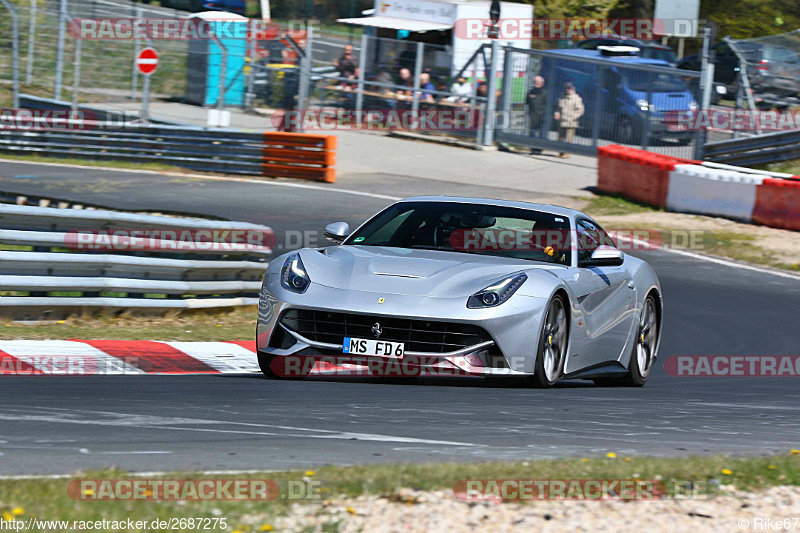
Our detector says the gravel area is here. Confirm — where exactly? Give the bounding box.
[239,486,800,532]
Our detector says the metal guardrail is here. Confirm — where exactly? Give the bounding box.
[0,202,273,319]
[0,123,338,180]
[703,130,800,166]
[0,124,267,175]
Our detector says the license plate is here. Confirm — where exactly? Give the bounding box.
[343,337,404,357]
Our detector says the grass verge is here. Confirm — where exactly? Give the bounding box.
[0,454,799,532]
[0,306,256,341]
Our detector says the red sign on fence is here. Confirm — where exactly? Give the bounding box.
[135,48,159,75]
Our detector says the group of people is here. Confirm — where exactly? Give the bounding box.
[333,46,585,158]
[333,45,486,108]
[527,75,585,158]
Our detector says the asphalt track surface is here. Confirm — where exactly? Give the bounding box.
[1,160,799,475]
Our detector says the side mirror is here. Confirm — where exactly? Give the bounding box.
[324,222,350,244]
[584,246,624,267]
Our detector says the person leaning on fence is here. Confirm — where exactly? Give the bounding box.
[554,82,584,159]
[334,44,358,78]
[526,75,547,155]
[446,76,473,103]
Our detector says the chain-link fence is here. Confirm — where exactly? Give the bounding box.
[493,47,702,158]
[0,2,708,156]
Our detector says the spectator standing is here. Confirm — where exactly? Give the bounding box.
[334,45,358,78]
[526,75,547,154]
[554,82,584,159]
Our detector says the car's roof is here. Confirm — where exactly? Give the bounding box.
[396,196,587,219]
[546,48,672,66]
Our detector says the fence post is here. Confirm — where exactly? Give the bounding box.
[208,33,228,110]
[295,26,313,133]
[482,39,500,146]
[355,32,368,113]
[499,46,513,120]
[71,35,81,111]
[0,0,20,108]
[54,0,67,100]
[25,0,36,86]
[131,4,142,99]
[590,66,604,148]
[640,70,654,150]
[694,25,716,160]
[411,41,423,113]
[244,19,257,110]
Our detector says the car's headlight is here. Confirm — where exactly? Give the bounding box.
[636,98,653,112]
[467,272,527,309]
[688,101,699,111]
[280,253,311,293]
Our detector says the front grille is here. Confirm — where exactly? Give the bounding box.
[280,309,494,354]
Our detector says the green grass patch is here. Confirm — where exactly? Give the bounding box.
[583,194,661,217]
[0,454,798,532]
[0,306,256,341]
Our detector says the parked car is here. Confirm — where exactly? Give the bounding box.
[160,0,246,16]
[573,36,678,66]
[542,47,697,145]
[678,40,800,100]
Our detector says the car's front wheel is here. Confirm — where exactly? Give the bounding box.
[257,351,311,380]
[531,295,568,388]
[594,294,658,387]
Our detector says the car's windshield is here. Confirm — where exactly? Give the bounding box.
[344,201,572,265]
[640,47,678,64]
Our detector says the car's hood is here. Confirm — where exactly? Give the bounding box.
[298,245,565,298]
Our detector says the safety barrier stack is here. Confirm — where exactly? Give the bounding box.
[597,145,800,232]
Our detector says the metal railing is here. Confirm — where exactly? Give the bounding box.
[0,202,273,319]
[703,129,800,166]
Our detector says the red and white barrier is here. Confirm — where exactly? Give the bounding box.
[597,145,800,231]
[0,340,261,375]
[666,164,764,223]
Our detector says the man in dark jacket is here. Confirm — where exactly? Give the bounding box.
[527,75,547,154]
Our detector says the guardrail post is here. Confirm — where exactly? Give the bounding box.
[54,0,67,100]
[25,0,36,86]
[354,32,368,113]
[482,39,500,146]
[0,0,20,108]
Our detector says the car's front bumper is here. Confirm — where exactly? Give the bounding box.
[257,275,550,375]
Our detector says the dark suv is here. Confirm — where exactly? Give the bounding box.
[678,40,800,98]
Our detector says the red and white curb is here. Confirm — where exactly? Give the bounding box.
[0,340,261,375]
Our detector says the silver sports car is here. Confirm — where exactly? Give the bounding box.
[257,196,662,387]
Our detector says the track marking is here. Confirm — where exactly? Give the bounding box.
[1,158,798,280]
[0,158,400,201]
[0,406,481,448]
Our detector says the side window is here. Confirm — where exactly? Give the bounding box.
[576,219,616,265]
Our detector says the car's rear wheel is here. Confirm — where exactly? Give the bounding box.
[531,295,568,388]
[594,294,658,387]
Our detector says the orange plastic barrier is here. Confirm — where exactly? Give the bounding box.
[752,178,800,231]
[262,132,337,183]
[597,145,695,207]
